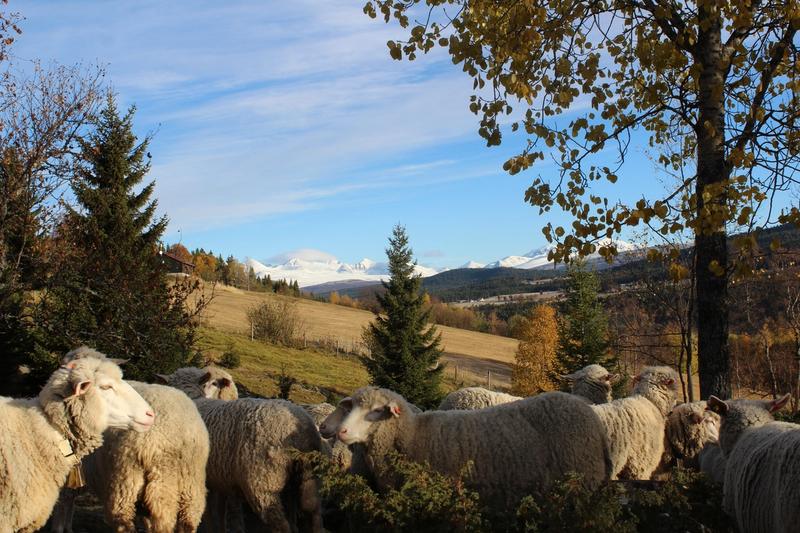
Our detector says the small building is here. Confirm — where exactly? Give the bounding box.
[161,250,195,275]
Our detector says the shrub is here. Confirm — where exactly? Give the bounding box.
[247,297,304,346]
[514,474,635,533]
[277,367,296,399]
[218,343,241,369]
[297,450,485,533]
[626,468,733,532]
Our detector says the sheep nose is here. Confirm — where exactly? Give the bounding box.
[145,410,155,420]
[338,428,348,438]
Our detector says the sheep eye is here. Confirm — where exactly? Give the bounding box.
[99,384,112,390]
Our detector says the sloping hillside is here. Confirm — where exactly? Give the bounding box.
[201,284,518,387]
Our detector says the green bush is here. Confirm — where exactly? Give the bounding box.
[297,451,485,532]
[513,473,635,533]
[627,468,733,532]
[296,449,730,533]
[218,344,241,369]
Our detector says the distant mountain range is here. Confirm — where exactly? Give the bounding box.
[246,239,638,290]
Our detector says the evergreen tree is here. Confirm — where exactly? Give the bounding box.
[364,225,443,408]
[556,261,613,375]
[37,94,202,379]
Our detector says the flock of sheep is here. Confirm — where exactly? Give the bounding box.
[0,347,798,533]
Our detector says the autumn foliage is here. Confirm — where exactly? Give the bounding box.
[511,304,558,396]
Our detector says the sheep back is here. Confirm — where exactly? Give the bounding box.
[592,396,665,479]
[196,397,324,492]
[437,387,520,410]
[723,421,800,533]
[365,389,611,509]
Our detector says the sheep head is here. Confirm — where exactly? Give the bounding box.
[336,386,407,445]
[707,393,791,455]
[41,356,154,450]
[320,397,352,439]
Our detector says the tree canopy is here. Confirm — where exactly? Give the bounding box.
[364,0,800,397]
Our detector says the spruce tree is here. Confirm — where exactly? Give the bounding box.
[364,225,443,408]
[556,261,613,375]
[37,94,201,379]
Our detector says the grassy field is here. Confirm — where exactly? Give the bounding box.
[198,283,519,389]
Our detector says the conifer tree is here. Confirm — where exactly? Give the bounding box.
[37,94,202,379]
[556,261,613,375]
[364,225,443,408]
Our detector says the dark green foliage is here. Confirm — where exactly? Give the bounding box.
[277,366,296,399]
[297,450,485,533]
[626,469,734,532]
[514,474,635,533]
[556,261,615,375]
[298,450,730,533]
[35,94,203,380]
[364,225,443,409]
[514,469,732,533]
[218,343,241,369]
[421,267,565,302]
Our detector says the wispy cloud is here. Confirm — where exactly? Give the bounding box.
[14,1,484,233]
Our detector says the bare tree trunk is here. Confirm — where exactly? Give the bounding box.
[695,5,731,400]
[761,333,778,399]
[686,251,696,401]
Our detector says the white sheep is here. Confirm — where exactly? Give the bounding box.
[51,347,211,533]
[663,401,720,469]
[437,387,520,410]
[301,402,336,428]
[335,386,612,509]
[698,443,726,485]
[0,355,154,533]
[590,366,679,480]
[561,364,616,404]
[157,366,238,400]
[160,368,325,533]
[707,393,799,533]
[53,383,210,533]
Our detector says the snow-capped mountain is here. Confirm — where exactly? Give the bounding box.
[244,252,439,288]
[243,239,637,289]
[467,238,639,272]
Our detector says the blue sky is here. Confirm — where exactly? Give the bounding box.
[11,0,664,268]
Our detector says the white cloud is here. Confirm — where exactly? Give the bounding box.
[16,0,485,233]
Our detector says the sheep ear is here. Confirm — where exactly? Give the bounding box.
[198,371,212,385]
[388,402,402,418]
[154,374,169,384]
[219,377,232,388]
[663,378,675,387]
[338,397,353,410]
[707,396,728,416]
[559,373,576,382]
[767,393,791,414]
[108,358,129,366]
[73,380,92,397]
[63,361,78,370]
[689,412,704,424]
[606,373,619,383]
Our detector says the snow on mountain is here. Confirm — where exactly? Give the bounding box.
[485,238,638,271]
[242,239,637,288]
[244,252,440,288]
[484,255,537,269]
